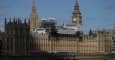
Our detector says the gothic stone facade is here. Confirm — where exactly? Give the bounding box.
[31,31,112,55]
[0,18,113,56]
[0,0,113,56]
[0,18,31,56]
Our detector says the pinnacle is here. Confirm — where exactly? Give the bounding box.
[75,0,79,7]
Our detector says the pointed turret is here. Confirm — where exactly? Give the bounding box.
[5,17,7,26]
[4,17,7,32]
[72,0,82,25]
[9,18,11,23]
[29,0,39,29]
[13,16,16,23]
[75,0,79,8]
[24,18,27,24]
[32,0,37,15]
[18,17,21,24]
[74,0,81,14]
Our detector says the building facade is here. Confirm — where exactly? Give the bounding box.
[30,30,112,55]
[0,0,114,56]
[1,18,31,55]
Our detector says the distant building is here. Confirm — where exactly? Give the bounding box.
[40,18,56,33]
[30,28,46,35]
[40,18,56,29]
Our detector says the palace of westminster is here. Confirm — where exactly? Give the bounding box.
[0,0,115,57]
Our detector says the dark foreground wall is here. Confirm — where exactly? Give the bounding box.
[0,56,49,60]
[0,55,114,60]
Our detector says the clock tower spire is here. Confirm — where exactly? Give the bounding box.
[72,0,82,25]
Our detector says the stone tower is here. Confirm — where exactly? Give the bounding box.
[29,0,39,29]
[72,0,82,25]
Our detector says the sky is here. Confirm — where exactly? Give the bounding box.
[0,0,115,31]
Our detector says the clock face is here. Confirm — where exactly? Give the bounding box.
[73,18,77,22]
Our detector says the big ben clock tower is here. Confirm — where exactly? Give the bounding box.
[61,0,82,32]
[72,0,82,25]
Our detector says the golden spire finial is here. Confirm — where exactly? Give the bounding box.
[73,0,80,13]
[75,0,79,6]
[33,0,35,6]
[32,0,36,14]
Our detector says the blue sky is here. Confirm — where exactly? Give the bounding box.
[0,0,115,31]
